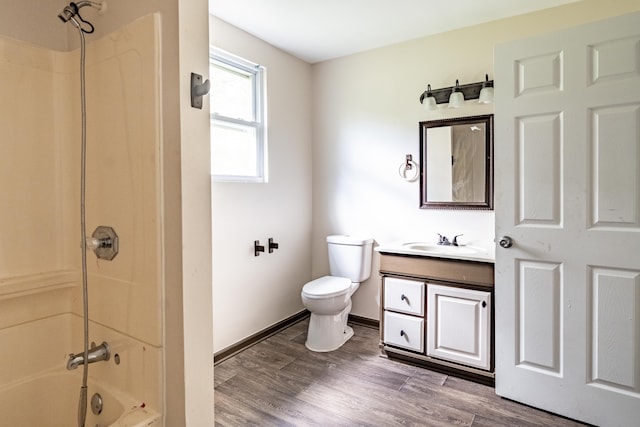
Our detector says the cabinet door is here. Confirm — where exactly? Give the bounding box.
[427,284,491,370]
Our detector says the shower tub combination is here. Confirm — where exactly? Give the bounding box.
[0,1,164,425]
[0,372,160,427]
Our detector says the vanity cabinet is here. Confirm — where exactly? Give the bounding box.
[379,253,494,384]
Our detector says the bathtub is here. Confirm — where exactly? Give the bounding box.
[0,371,161,427]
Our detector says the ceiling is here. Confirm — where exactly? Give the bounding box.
[209,0,580,63]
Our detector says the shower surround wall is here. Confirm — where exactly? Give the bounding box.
[0,14,162,414]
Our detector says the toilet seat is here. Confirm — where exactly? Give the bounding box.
[302,276,351,299]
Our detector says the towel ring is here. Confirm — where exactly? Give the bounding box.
[398,160,419,182]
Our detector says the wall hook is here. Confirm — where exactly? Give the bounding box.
[190,72,210,109]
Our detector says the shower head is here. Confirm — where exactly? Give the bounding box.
[58,3,78,23]
[58,2,105,24]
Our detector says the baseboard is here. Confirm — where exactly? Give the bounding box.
[214,311,379,365]
[348,314,379,329]
[214,309,310,365]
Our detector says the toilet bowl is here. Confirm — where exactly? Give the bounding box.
[301,235,373,352]
[302,277,358,352]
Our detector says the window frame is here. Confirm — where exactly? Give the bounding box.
[210,47,267,183]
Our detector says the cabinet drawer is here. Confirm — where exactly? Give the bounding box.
[383,311,424,353]
[384,277,425,315]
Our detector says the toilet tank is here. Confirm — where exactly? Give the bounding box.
[326,235,374,283]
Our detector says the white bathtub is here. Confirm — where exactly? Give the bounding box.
[0,371,161,427]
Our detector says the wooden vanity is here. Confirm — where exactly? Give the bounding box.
[378,251,495,385]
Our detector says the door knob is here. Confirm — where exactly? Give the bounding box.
[499,236,513,248]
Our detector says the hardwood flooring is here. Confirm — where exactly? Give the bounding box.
[214,318,587,427]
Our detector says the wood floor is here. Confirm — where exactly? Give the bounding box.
[214,318,587,427]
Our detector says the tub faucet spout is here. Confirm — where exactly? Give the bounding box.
[66,341,110,370]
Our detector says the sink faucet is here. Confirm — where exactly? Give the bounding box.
[67,341,111,370]
[437,234,451,245]
[437,234,463,246]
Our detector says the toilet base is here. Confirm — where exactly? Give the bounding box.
[305,307,354,352]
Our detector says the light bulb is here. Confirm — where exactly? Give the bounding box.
[448,80,464,108]
[478,74,494,104]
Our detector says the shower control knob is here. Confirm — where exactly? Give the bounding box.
[499,236,513,249]
[91,226,119,260]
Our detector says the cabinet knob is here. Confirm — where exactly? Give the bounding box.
[400,294,408,302]
[400,330,406,338]
[482,301,487,308]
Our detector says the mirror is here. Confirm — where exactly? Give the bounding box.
[419,114,493,210]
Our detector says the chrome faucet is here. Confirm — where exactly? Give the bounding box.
[67,341,111,370]
[437,234,463,246]
[437,234,451,245]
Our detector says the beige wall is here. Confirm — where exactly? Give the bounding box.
[0,1,68,50]
[311,0,640,320]
[210,17,313,353]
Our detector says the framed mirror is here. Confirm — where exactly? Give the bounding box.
[419,114,493,210]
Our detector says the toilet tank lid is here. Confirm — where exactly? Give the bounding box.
[327,235,374,245]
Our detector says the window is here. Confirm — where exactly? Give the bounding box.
[210,48,267,182]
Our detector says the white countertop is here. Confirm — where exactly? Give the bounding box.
[375,241,495,264]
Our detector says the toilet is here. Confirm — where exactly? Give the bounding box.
[301,235,373,352]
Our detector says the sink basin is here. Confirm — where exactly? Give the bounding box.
[401,242,485,255]
[375,241,494,263]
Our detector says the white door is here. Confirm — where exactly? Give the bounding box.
[427,284,491,370]
[494,12,640,427]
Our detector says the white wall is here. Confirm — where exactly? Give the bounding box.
[179,0,214,424]
[210,17,313,352]
[311,0,640,320]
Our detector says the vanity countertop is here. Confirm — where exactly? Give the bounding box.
[375,241,495,264]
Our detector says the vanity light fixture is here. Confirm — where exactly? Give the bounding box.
[419,74,494,109]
